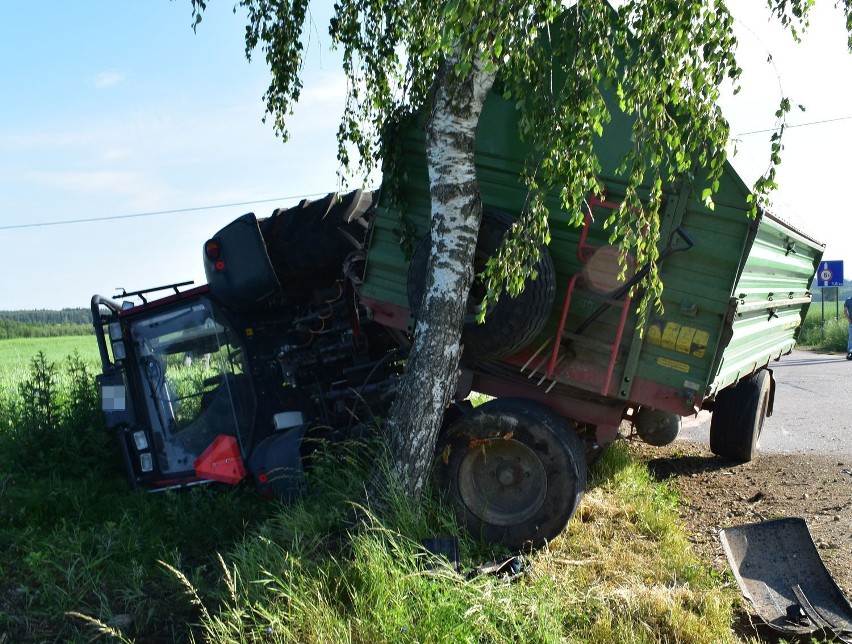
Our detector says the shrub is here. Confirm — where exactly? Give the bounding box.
[0,351,116,480]
[0,348,272,641]
[799,315,847,352]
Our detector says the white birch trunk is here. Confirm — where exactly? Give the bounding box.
[384,54,496,498]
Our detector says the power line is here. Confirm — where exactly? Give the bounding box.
[0,192,328,231]
[735,115,852,137]
[4,112,852,232]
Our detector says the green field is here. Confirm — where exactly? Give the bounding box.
[0,335,100,373]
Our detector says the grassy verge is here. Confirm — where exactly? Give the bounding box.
[160,442,739,643]
[0,350,274,641]
[65,440,742,643]
[1,342,742,642]
[799,306,848,352]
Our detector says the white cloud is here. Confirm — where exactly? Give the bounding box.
[23,169,146,195]
[102,148,129,160]
[1,130,92,150]
[15,169,184,216]
[298,73,346,105]
[93,71,126,88]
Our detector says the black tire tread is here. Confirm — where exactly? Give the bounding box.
[408,211,556,360]
[259,190,373,298]
[710,369,771,462]
[434,397,586,550]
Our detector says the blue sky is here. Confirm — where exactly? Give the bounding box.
[1,2,851,311]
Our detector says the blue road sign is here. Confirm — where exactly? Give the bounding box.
[817,260,844,287]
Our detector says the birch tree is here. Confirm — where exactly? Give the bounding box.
[188,0,852,499]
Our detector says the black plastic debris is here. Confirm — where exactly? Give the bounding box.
[419,537,527,582]
[719,517,852,642]
[421,537,461,574]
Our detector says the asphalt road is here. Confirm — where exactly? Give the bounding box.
[679,349,852,457]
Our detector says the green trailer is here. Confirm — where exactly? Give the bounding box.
[357,85,823,535]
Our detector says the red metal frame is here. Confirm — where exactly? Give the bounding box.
[547,271,583,377]
[575,193,622,263]
[358,296,411,331]
[118,284,211,319]
[545,193,632,395]
[470,371,625,428]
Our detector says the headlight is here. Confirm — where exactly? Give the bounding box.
[132,430,148,451]
[108,321,122,341]
[111,341,126,362]
[140,453,154,472]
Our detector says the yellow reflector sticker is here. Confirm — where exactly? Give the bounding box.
[646,320,709,358]
[691,330,709,358]
[657,357,690,373]
[676,325,696,354]
[661,322,681,350]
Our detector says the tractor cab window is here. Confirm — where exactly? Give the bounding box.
[129,298,254,477]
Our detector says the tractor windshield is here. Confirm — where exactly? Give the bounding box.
[128,297,254,479]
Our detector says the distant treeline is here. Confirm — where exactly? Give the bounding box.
[0,309,92,340]
[812,287,851,303]
[811,276,851,303]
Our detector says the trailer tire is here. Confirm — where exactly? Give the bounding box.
[407,211,556,360]
[434,397,586,550]
[710,369,772,462]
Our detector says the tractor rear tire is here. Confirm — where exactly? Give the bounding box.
[434,397,586,550]
[407,211,556,360]
[710,369,772,462]
[260,190,374,299]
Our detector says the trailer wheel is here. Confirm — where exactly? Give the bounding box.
[434,398,586,550]
[710,369,772,462]
[408,211,556,360]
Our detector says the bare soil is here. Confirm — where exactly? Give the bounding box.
[633,439,852,601]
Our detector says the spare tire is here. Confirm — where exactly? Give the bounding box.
[407,210,556,360]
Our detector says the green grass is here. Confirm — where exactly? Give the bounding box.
[799,306,848,352]
[0,346,274,642]
[0,337,746,642]
[0,335,100,373]
[144,441,740,643]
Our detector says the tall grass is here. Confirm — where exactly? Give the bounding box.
[799,306,848,351]
[1,341,743,642]
[139,441,740,644]
[0,347,272,642]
